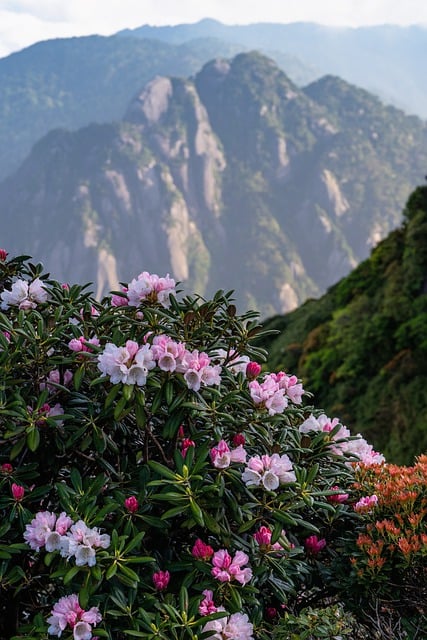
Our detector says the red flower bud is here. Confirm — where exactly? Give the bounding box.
[11,483,25,501]
[246,361,262,380]
[124,496,139,513]
[232,433,246,447]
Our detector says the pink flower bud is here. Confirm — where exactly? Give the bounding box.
[327,486,349,504]
[152,570,170,590]
[266,607,278,620]
[61,283,70,290]
[191,539,214,561]
[246,361,262,380]
[1,463,13,474]
[11,483,25,501]
[253,526,272,546]
[0,249,8,261]
[304,535,326,555]
[232,433,246,447]
[124,496,139,513]
[181,438,195,457]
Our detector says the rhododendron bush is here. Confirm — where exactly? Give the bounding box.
[0,253,416,639]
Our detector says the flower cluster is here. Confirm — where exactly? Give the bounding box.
[47,594,101,640]
[202,611,254,640]
[0,277,48,310]
[24,512,110,565]
[299,413,385,464]
[242,453,296,490]
[210,439,247,469]
[97,340,155,385]
[249,371,304,415]
[211,549,252,585]
[97,334,222,391]
[127,271,176,307]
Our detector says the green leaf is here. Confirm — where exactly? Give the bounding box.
[26,428,40,452]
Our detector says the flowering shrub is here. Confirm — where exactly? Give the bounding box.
[345,456,427,620]
[0,253,399,639]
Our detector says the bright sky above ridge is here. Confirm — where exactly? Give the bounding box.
[1,0,427,58]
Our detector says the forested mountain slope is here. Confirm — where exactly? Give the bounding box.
[259,186,427,464]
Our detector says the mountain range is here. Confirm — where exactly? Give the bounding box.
[258,184,427,465]
[1,51,427,317]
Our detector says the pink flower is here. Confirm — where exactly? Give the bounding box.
[202,612,254,640]
[68,336,100,353]
[40,368,73,392]
[1,463,13,474]
[111,287,128,307]
[127,271,176,308]
[97,341,155,386]
[198,589,218,615]
[24,510,73,552]
[246,361,262,380]
[124,496,139,513]
[192,539,214,561]
[354,494,378,512]
[242,453,295,490]
[11,483,25,501]
[1,277,48,310]
[253,526,284,552]
[211,549,252,585]
[327,486,349,504]
[0,249,8,261]
[304,535,326,555]
[152,570,170,590]
[210,440,247,469]
[249,374,288,415]
[47,593,102,639]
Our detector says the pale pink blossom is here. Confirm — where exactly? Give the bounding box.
[249,374,288,415]
[61,520,110,566]
[97,341,155,385]
[242,453,295,490]
[24,511,73,552]
[1,277,48,310]
[47,593,101,639]
[210,440,247,469]
[211,549,252,585]
[127,272,176,308]
[202,611,254,640]
[299,413,341,434]
[354,494,379,512]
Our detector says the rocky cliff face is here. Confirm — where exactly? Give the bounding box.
[1,52,427,317]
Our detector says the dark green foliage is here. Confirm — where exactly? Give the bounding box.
[261,186,427,464]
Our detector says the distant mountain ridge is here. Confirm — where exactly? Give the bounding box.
[121,18,427,119]
[1,52,426,318]
[0,32,314,181]
[259,185,427,464]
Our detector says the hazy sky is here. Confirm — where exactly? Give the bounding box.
[1,0,427,58]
